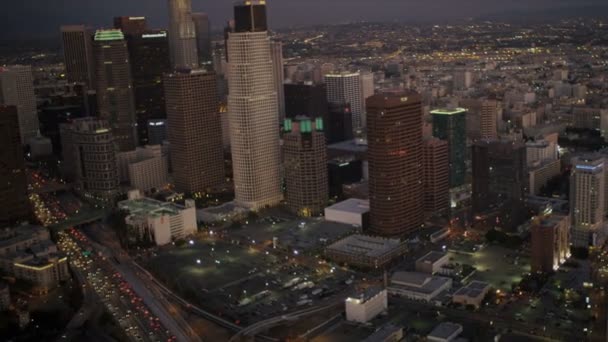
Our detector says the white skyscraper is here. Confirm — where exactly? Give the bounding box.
[227,1,283,210]
[167,0,199,69]
[0,65,39,144]
[324,72,364,131]
[570,156,606,248]
[270,40,286,121]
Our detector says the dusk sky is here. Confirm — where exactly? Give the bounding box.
[1,0,606,39]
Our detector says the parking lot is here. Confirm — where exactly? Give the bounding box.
[145,235,353,325]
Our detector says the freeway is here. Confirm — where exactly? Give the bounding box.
[57,230,173,342]
[81,232,198,342]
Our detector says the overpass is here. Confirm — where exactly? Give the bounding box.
[50,209,107,232]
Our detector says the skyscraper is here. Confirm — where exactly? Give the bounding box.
[164,70,225,194]
[431,108,467,187]
[480,99,499,140]
[192,12,212,66]
[93,29,137,151]
[113,16,147,35]
[124,30,170,145]
[325,72,364,132]
[270,40,286,121]
[472,140,527,231]
[570,156,606,247]
[0,106,31,227]
[167,0,198,69]
[62,118,120,203]
[61,25,95,88]
[327,103,354,144]
[531,215,570,273]
[284,82,328,121]
[422,138,450,217]
[366,92,424,237]
[227,1,283,209]
[283,117,328,217]
[0,65,39,144]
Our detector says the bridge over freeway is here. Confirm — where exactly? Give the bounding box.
[49,208,107,232]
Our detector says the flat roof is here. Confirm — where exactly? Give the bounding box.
[118,197,187,218]
[454,281,491,298]
[428,322,463,340]
[417,251,447,264]
[327,234,402,258]
[362,324,403,342]
[431,108,467,115]
[390,271,452,294]
[325,198,369,214]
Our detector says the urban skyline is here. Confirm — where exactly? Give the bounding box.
[1,1,608,341]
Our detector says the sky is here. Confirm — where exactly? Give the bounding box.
[1,0,606,40]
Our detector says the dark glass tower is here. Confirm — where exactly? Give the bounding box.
[0,106,30,226]
[234,1,268,33]
[431,108,467,187]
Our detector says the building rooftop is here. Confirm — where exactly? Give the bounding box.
[94,29,125,41]
[361,323,403,342]
[390,271,452,294]
[430,108,467,115]
[454,281,491,298]
[417,251,447,265]
[118,197,188,218]
[327,234,402,258]
[325,198,369,214]
[428,322,463,340]
[0,224,48,251]
[346,287,384,304]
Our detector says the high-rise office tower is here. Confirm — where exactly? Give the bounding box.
[113,16,147,35]
[0,106,31,226]
[422,138,450,217]
[227,1,283,209]
[472,140,527,230]
[164,70,225,194]
[167,0,198,69]
[61,25,95,88]
[284,83,328,120]
[360,71,374,127]
[531,215,570,273]
[93,29,137,151]
[366,92,424,237]
[62,118,120,203]
[570,156,606,247]
[270,40,286,121]
[192,12,212,66]
[480,99,499,140]
[124,30,170,145]
[325,72,364,131]
[283,117,328,216]
[431,108,467,187]
[0,65,39,144]
[327,103,354,144]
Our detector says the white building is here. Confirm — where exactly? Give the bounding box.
[324,198,369,227]
[570,156,606,247]
[227,2,283,210]
[0,65,39,144]
[117,145,169,193]
[388,271,452,302]
[325,72,364,131]
[118,192,197,245]
[345,288,387,323]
